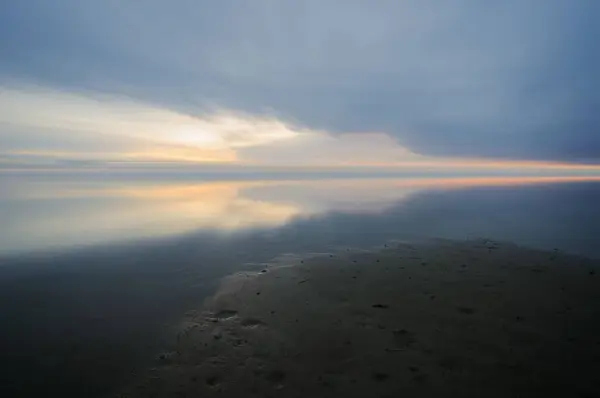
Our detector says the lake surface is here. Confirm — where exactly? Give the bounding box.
[1,174,599,397]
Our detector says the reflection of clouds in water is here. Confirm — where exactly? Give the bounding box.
[242,180,420,214]
[2,176,600,254]
[0,181,299,253]
[242,176,600,214]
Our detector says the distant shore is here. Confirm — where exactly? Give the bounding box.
[116,239,600,398]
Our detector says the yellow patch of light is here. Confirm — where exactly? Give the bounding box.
[6,144,238,164]
[123,143,237,163]
[0,85,299,161]
[24,181,302,233]
[168,112,301,150]
[169,124,226,148]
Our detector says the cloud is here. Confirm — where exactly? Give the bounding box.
[2,84,600,177]
[0,84,428,167]
[0,85,301,163]
[240,132,425,166]
[1,1,597,162]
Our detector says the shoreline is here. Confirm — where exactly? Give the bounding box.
[116,239,600,397]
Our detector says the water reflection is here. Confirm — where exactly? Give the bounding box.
[2,175,600,255]
[1,175,599,397]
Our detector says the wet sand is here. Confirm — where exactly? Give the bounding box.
[116,239,600,398]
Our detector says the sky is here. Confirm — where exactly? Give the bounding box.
[0,0,598,172]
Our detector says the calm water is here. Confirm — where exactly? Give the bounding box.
[1,174,599,397]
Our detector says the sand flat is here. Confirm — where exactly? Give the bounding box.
[116,239,600,398]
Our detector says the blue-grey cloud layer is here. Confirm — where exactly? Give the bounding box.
[1,0,598,161]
